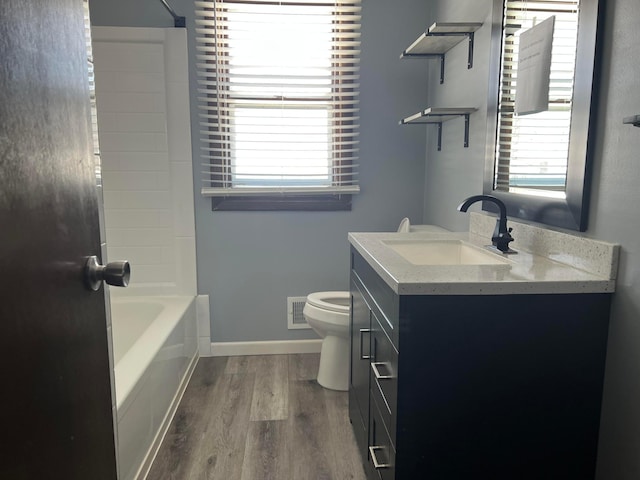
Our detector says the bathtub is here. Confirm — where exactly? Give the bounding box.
[111,295,198,480]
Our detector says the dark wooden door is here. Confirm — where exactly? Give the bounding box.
[0,1,117,478]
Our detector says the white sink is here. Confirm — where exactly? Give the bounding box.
[383,239,510,266]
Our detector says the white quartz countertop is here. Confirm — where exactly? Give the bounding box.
[348,229,618,296]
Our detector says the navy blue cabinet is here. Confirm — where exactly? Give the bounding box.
[349,248,611,479]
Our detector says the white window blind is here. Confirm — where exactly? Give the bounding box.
[496,0,580,193]
[195,0,361,197]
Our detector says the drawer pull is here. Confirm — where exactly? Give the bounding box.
[371,362,393,380]
[369,446,391,469]
[359,328,372,360]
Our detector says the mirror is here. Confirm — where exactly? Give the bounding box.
[484,0,601,231]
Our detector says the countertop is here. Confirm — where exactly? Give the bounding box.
[348,227,618,295]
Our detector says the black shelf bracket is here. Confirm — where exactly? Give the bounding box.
[434,117,470,151]
[427,31,476,70]
[464,113,470,147]
[159,0,186,28]
[402,53,446,84]
[400,108,476,151]
[431,113,471,150]
[401,24,481,83]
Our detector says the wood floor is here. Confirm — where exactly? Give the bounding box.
[146,353,367,480]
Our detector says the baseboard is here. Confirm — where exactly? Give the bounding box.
[210,339,322,357]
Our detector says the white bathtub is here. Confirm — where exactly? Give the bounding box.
[111,295,198,480]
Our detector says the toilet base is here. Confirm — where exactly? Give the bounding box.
[317,334,349,391]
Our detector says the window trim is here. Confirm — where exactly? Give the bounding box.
[211,193,353,211]
[195,0,361,211]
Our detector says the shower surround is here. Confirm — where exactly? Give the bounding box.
[92,26,205,480]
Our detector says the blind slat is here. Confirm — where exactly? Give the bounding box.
[201,186,360,196]
[196,84,360,93]
[203,171,359,179]
[200,145,360,153]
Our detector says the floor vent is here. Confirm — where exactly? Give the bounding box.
[287,296,310,330]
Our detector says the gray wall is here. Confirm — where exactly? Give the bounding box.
[421,1,494,231]
[423,0,640,478]
[589,1,640,478]
[89,0,431,342]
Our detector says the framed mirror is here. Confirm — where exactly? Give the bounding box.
[484,0,602,231]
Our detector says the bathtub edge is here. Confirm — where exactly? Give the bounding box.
[134,351,199,480]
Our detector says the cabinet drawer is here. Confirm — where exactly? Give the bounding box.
[371,312,398,446]
[369,395,396,480]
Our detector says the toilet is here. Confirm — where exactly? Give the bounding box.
[303,291,351,391]
[303,221,449,391]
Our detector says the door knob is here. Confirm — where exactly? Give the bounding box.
[84,255,131,291]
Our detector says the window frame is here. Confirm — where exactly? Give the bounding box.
[196,0,361,211]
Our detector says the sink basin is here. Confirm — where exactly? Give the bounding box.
[383,239,510,266]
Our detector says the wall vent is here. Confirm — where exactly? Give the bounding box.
[287,296,310,330]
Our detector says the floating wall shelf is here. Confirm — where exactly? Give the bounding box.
[401,22,483,83]
[400,107,478,150]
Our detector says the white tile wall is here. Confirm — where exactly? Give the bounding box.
[92,27,202,480]
[93,28,196,297]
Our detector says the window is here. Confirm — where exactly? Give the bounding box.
[195,0,361,210]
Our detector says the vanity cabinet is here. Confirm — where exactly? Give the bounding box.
[349,248,611,480]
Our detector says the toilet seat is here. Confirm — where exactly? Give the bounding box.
[306,291,350,314]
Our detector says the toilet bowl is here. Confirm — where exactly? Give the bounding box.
[303,291,350,391]
[303,222,448,391]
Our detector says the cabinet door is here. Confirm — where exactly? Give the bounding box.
[349,278,372,460]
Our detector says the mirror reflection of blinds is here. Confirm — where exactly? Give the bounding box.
[195,0,361,197]
[496,0,579,191]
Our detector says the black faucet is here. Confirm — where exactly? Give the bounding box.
[457,195,517,254]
